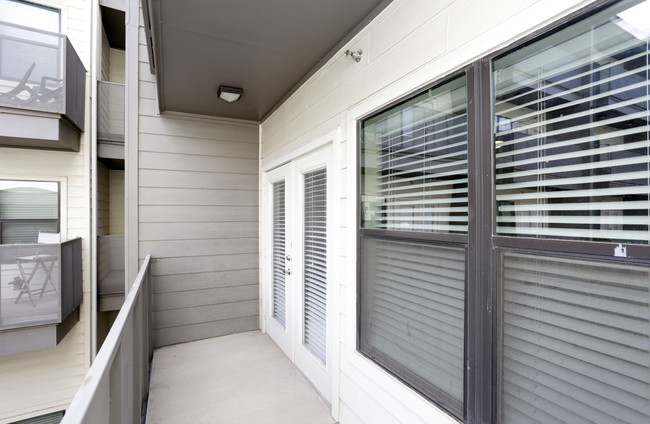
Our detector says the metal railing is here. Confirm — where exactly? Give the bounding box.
[97,81,125,142]
[0,238,82,331]
[0,20,85,131]
[62,255,152,424]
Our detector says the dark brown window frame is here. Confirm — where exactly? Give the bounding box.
[356,1,650,423]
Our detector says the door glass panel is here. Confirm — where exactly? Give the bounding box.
[272,181,286,327]
[303,168,327,364]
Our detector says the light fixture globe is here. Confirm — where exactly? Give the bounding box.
[217,85,243,102]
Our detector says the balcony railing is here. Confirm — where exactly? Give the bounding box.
[97,81,125,143]
[0,20,85,132]
[0,238,82,331]
[63,255,152,424]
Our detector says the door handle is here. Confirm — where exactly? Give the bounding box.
[286,254,292,261]
[285,268,291,275]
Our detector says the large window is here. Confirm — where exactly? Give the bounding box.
[357,0,650,422]
[493,1,650,422]
[0,180,60,244]
[359,75,468,418]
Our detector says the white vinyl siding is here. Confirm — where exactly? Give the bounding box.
[303,168,327,363]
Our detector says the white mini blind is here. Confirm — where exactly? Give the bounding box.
[272,181,286,327]
[362,238,465,411]
[303,169,327,364]
[500,252,650,424]
[493,1,650,243]
[361,76,468,233]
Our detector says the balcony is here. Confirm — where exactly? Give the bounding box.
[97,234,125,311]
[97,81,125,166]
[0,238,82,355]
[0,21,85,151]
[63,256,334,424]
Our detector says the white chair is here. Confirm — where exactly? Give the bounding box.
[14,233,61,305]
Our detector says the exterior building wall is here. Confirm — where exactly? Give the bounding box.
[134,16,261,348]
[97,163,110,236]
[259,0,598,423]
[0,0,92,422]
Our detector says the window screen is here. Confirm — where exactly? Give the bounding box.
[361,238,465,412]
[500,252,650,423]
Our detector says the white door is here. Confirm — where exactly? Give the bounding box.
[263,146,334,404]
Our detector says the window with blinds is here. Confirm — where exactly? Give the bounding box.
[272,181,286,327]
[0,180,59,244]
[359,74,468,418]
[500,252,650,424]
[493,0,650,243]
[303,168,327,364]
[361,238,465,413]
[361,75,468,234]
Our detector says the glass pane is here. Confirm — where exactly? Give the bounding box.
[303,168,327,364]
[272,181,286,327]
[361,75,468,233]
[0,180,59,244]
[493,0,650,243]
[361,237,465,413]
[500,252,650,423]
[0,0,61,33]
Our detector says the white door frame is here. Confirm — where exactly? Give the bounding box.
[260,128,340,417]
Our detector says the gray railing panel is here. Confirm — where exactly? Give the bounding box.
[62,254,152,424]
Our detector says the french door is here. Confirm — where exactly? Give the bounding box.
[263,146,334,404]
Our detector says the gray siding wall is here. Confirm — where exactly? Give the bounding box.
[137,103,259,347]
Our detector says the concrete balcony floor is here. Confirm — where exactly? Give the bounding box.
[146,330,337,424]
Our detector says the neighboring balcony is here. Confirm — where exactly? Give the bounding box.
[0,21,86,151]
[97,81,125,166]
[97,234,125,311]
[0,238,83,355]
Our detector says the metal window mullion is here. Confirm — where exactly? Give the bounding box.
[465,59,496,424]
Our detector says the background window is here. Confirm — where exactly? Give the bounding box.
[0,180,60,244]
[0,0,61,32]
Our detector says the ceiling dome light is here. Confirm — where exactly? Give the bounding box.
[217,85,243,102]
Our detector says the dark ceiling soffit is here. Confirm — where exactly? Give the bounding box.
[261,0,394,122]
[140,0,166,112]
[139,0,394,122]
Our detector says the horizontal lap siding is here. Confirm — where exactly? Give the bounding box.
[138,27,260,346]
